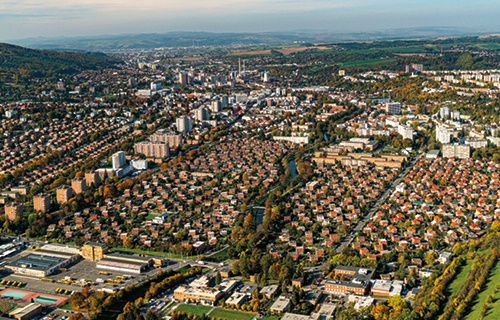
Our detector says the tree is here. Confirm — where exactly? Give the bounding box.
[215,271,222,285]
[68,313,86,320]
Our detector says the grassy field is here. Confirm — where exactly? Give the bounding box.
[465,261,500,320]
[475,43,500,50]
[0,302,17,313]
[338,58,397,67]
[447,260,474,296]
[175,304,212,317]
[208,308,256,320]
[113,246,196,260]
[205,247,229,262]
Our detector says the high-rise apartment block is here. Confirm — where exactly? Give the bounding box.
[220,95,229,108]
[442,143,470,159]
[385,102,401,115]
[211,100,222,113]
[33,194,51,213]
[82,242,108,261]
[134,141,170,159]
[150,130,182,149]
[112,151,126,170]
[440,107,450,119]
[5,203,23,221]
[71,178,86,194]
[56,185,73,204]
[194,107,209,121]
[179,72,189,86]
[176,116,193,134]
[85,172,100,187]
[436,126,452,144]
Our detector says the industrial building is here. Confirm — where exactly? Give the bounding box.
[9,303,43,320]
[96,253,153,274]
[5,250,80,277]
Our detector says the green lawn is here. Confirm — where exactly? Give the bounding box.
[208,308,256,320]
[465,261,500,320]
[447,259,473,296]
[175,304,212,317]
[59,302,73,310]
[113,246,195,260]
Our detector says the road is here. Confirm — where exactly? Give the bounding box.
[335,152,423,254]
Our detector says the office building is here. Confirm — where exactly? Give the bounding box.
[33,194,51,213]
[150,130,182,149]
[5,203,23,221]
[442,143,470,159]
[194,107,209,121]
[176,116,193,134]
[56,186,73,204]
[71,178,86,194]
[134,141,170,159]
[385,102,401,115]
[112,151,126,170]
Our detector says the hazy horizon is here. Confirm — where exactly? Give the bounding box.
[1,0,500,42]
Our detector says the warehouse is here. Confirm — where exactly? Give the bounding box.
[96,257,149,274]
[5,250,79,277]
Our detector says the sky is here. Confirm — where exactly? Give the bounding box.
[1,0,500,41]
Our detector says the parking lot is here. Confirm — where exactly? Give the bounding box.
[0,247,189,297]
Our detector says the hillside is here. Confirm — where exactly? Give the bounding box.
[0,43,120,82]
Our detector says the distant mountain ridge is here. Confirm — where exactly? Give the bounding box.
[9,27,496,52]
[0,43,120,82]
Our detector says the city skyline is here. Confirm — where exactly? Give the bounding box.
[1,0,500,41]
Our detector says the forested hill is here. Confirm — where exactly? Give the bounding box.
[0,43,120,81]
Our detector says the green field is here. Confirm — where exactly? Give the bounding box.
[113,246,196,260]
[447,260,474,296]
[475,43,500,50]
[0,302,17,313]
[338,58,397,67]
[175,304,212,317]
[465,261,500,320]
[208,308,256,320]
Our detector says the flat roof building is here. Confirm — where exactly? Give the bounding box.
[134,141,170,159]
[82,242,108,261]
[56,186,73,204]
[33,194,51,213]
[5,203,23,221]
[71,178,86,194]
[5,250,79,277]
[270,296,291,314]
[9,303,43,320]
